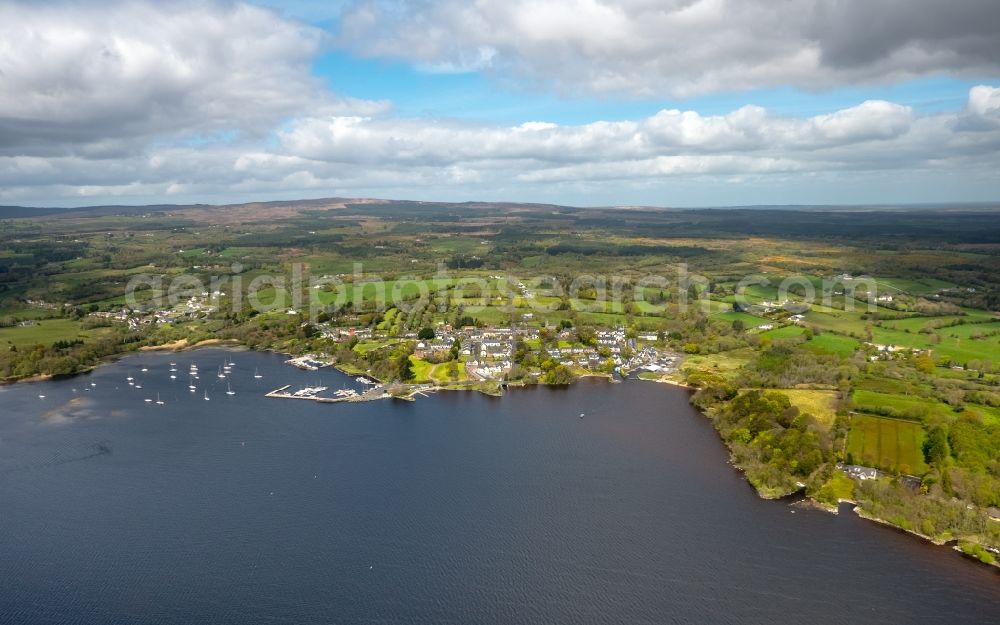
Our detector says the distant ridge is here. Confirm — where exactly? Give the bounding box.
[0,203,209,218]
[2,198,999,219]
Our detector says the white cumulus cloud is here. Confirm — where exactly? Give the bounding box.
[0,0,386,157]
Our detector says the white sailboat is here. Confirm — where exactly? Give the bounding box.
[203,389,210,401]
[226,382,235,396]
[254,368,262,379]
[156,393,164,405]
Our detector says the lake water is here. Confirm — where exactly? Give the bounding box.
[0,348,997,624]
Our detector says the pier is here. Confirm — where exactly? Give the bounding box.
[265,384,393,404]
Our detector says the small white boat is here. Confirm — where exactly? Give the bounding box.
[189,387,196,393]
[204,390,210,401]
[226,383,235,396]
[169,362,176,367]
[254,368,262,379]
[169,374,176,379]
[126,375,134,381]
[140,368,148,372]
[135,384,142,389]
[156,393,164,405]
[90,382,96,387]
[38,394,45,399]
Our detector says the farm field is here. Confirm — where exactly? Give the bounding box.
[846,414,928,475]
[714,311,771,327]
[760,325,804,339]
[873,277,956,295]
[803,309,867,335]
[804,333,860,356]
[0,319,97,347]
[673,348,756,384]
[852,389,955,421]
[775,389,838,431]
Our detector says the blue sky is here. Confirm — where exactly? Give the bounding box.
[315,48,993,122]
[1,0,999,207]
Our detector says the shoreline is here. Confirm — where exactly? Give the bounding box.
[685,381,1000,572]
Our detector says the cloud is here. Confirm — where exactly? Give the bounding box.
[2,87,998,206]
[276,99,919,166]
[335,0,1000,97]
[0,0,386,157]
[969,85,1000,117]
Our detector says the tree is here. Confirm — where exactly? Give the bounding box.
[923,425,951,466]
[543,364,576,385]
[417,327,435,340]
[914,353,935,374]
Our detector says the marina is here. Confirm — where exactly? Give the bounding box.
[265,383,392,403]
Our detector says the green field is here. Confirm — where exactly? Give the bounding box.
[761,325,804,339]
[0,319,103,347]
[676,348,756,384]
[776,389,838,431]
[874,277,956,295]
[408,357,468,384]
[409,356,435,383]
[847,414,928,475]
[714,311,771,327]
[803,309,868,335]
[852,389,955,421]
[964,404,1000,427]
[805,333,860,356]
[868,322,1000,365]
[0,307,61,321]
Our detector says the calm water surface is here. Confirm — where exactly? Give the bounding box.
[0,348,997,624]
